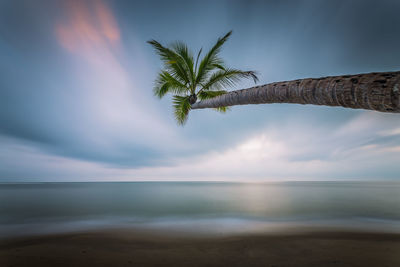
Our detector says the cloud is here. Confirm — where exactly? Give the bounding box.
[1,0,188,168]
[0,136,121,181]
[123,112,400,181]
[55,0,120,53]
[1,0,400,181]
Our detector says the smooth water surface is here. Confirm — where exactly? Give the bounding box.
[1,181,399,238]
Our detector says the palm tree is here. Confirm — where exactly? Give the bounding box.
[191,71,400,113]
[148,31,258,125]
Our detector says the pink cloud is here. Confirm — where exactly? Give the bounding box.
[55,0,120,53]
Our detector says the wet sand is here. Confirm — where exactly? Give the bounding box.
[1,229,400,267]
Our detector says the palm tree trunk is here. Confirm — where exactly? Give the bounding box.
[191,71,400,113]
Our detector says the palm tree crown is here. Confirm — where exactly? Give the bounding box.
[148,31,258,125]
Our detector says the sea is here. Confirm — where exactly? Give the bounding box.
[1,181,400,238]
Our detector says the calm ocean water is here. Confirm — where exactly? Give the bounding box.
[1,181,400,238]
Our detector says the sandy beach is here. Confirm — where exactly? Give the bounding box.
[1,229,400,267]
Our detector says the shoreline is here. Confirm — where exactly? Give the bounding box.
[1,228,400,267]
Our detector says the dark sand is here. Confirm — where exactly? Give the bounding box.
[1,229,400,267]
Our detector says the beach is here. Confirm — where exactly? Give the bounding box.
[2,0,400,265]
[1,229,400,267]
[1,182,400,266]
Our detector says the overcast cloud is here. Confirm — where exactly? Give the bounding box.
[1,0,399,181]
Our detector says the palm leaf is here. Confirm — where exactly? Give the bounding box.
[195,31,232,85]
[147,40,191,84]
[212,63,226,71]
[154,71,189,98]
[201,68,259,91]
[170,41,195,87]
[198,90,227,100]
[214,106,230,113]
[194,48,202,76]
[172,95,191,125]
[149,31,258,125]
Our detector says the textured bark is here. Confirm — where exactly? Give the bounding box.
[191,71,400,113]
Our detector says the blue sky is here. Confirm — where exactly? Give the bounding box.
[1,0,400,181]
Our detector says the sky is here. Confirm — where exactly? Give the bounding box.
[0,0,400,182]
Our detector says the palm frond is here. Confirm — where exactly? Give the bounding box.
[147,40,191,84]
[213,64,226,71]
[201,69,259,91]
[214,106,230,113]
[149,31,259,125]
[170,41,195,86]
[194,48,202,75]
[172,95,191,125]
[154,71,189,98]
[195,31,232,84]
[198,90,227,100]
